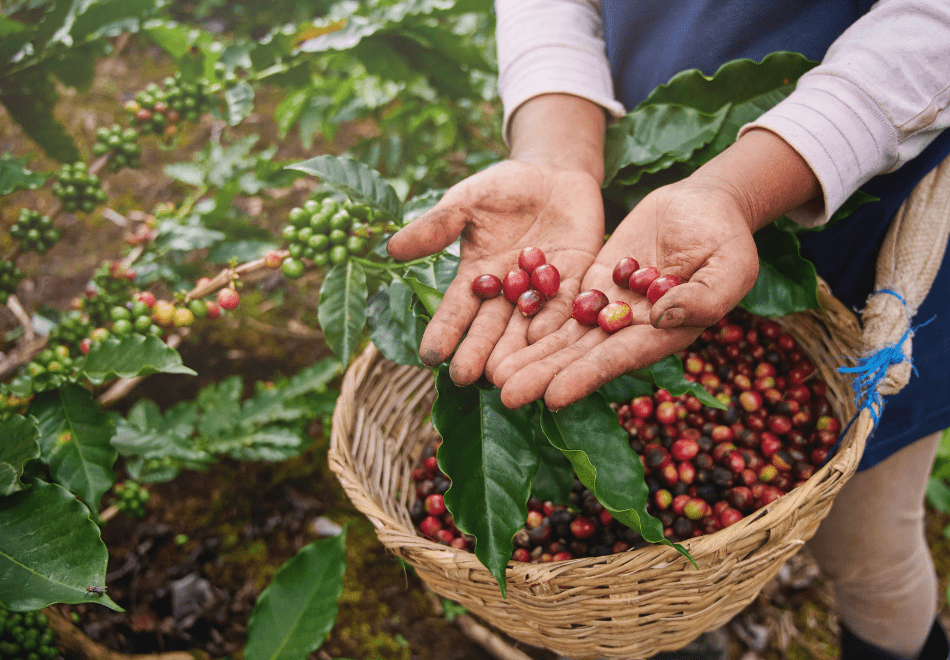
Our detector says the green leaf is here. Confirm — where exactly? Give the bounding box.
[431,369,539,597]
[244,530,346,660]
[540,396,693,566]
[926,477,950,514]
[367,287,424,367]
[0,153,48,196]
[111,401,206,465]
[318,260,368,366]
[47,42,98,90]
[741,223,820,315]
[224,81,255,126]
[201,428,307,462]
[69,0,165,41]
[530,432,574,506]
[403,276,442,318]
[0,480,122,612]
[632,355,725,409]
[0,415,40,496]
[31,383,117,510]
[286,155,402,221]
[597,374,653,404]
[80,335,197,385]
[603,103,729,187]
[0,74,79,162]
[197,375,243,437]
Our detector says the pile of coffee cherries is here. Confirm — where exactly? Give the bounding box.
[410,306,843,561]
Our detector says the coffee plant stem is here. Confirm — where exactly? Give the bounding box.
[4,295,36,343]
[349,255,434,272]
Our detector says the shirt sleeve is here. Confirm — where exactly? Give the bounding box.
[495,0,627,144]
[740,0,950,227]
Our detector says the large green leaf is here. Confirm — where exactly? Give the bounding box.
[530,431,574,506]
[224,81,255,126]
[539,396,693,565]
[286,155,402,221]
[0,73,79,162]
[69,0,165,41]
[0,480,121,612]
[632,355,726,410]
[367,286,424,367]
[31,383,117,511]
[431,369,538,597]
[0,415,40,496]
[0,154,48,196]
[80,335,197,385]
[244,531,346,660]
[318,260,368,366]
[741,223,820,316]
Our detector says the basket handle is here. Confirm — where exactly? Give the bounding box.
[860,153,950,395]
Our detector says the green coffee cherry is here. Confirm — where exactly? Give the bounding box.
[10,210,60,254]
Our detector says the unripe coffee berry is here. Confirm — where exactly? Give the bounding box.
[503,269,531,304]
[597,301,633,334]
[572,289,609,327]
[612,257,640,288]
[263,250,283,269]
[471,274,502,300]
[530,263,560,299]
[646,274,683,304]
[518,246,546,273]
[517,290,545,317]
[628,266,661,295]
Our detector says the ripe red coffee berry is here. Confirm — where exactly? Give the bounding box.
[530,263,560,299]
[612,256,640,288]
[518,246,546,273]
[569,517,597,540]
[572,289,609,326]
[628,266,661,295]
[646,274,683,304]
[517,289,545,317]
[217,288,240,310]
[471,274,502,299]
[503,268,531,304]
[597,301,633,334]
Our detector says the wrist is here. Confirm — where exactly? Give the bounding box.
[508,93,607,184]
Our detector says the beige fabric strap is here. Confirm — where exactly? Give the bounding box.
[858,155,950,396]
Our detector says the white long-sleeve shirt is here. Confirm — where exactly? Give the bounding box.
[495,0,950,226]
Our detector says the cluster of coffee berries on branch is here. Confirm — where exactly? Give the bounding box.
[572,256,684,335]
[51,161,106,213]
[0,606,59,660]
[472,246,561,317]
[0,391,30,422]
[279,197,382,279]
[126,74,214,140]
[76,262,138,329]
[93,124,142,171]
[9,210,61,255]
[408,442,475,550]
[0,261,25,305]
[111,480,150,518]
[17,345,77,395]
[410,306,843,558]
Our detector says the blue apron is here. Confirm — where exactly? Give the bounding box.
[601,0,950,469]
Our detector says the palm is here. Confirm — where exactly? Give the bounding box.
[387,160,605,384]
[492,181,761,410]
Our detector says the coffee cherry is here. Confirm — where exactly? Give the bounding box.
[572,289,609,327]
[471,274,502,300]
[152,300,175,326]
[518,246,546,273]
[628,266,660,295]
[646,274,683,304]
[281,257,306,280]
[597,301,633,334]
[612,257,640,288]
[503,269,531,304]
[517,290,545,317]
[263,250,283,269]
[569,517,596,540]
[530,264,560,299]
[217,288,240,310]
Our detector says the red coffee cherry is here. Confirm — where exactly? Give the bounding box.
[530,264,560,299]
[597,301,633,334]
[503,269,531,304]
[572,289,609,327]
[612,256,640,288]
[517,290,545,317]
[471,274,502,299]
[646,274,683,304]
[628,266,661,295]
[518,246,546,273]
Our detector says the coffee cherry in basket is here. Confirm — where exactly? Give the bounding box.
[598,301,633,334]
[572,290,609,327]
[471,274,502,299]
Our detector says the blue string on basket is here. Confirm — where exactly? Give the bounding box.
[826,288,936,462]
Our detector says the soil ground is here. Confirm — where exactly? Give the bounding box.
[3,34,950,660]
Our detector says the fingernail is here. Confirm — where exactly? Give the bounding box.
[657,307,685,328]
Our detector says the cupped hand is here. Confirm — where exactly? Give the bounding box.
[491,179,762,410]
[386,159,605,386]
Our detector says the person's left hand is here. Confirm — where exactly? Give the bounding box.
[489,178,761,410]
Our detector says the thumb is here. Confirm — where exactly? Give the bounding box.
[387,205,469,262]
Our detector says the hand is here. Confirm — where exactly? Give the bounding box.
[490,179,761,410]
[386,159,605,386]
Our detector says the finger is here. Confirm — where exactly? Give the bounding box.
[493,322,596,398]
[543,325,701,410]
[387,206,468,262]
[418,275,481,366]
[526,274,583,344]
[484,312,532,384]
[449,296,514,385]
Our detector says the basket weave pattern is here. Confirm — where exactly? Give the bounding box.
[329,284,872,659]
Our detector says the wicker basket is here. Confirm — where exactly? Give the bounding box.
[328,281,873,659]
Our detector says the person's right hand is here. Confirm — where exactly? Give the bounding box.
[386,159,605,387]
